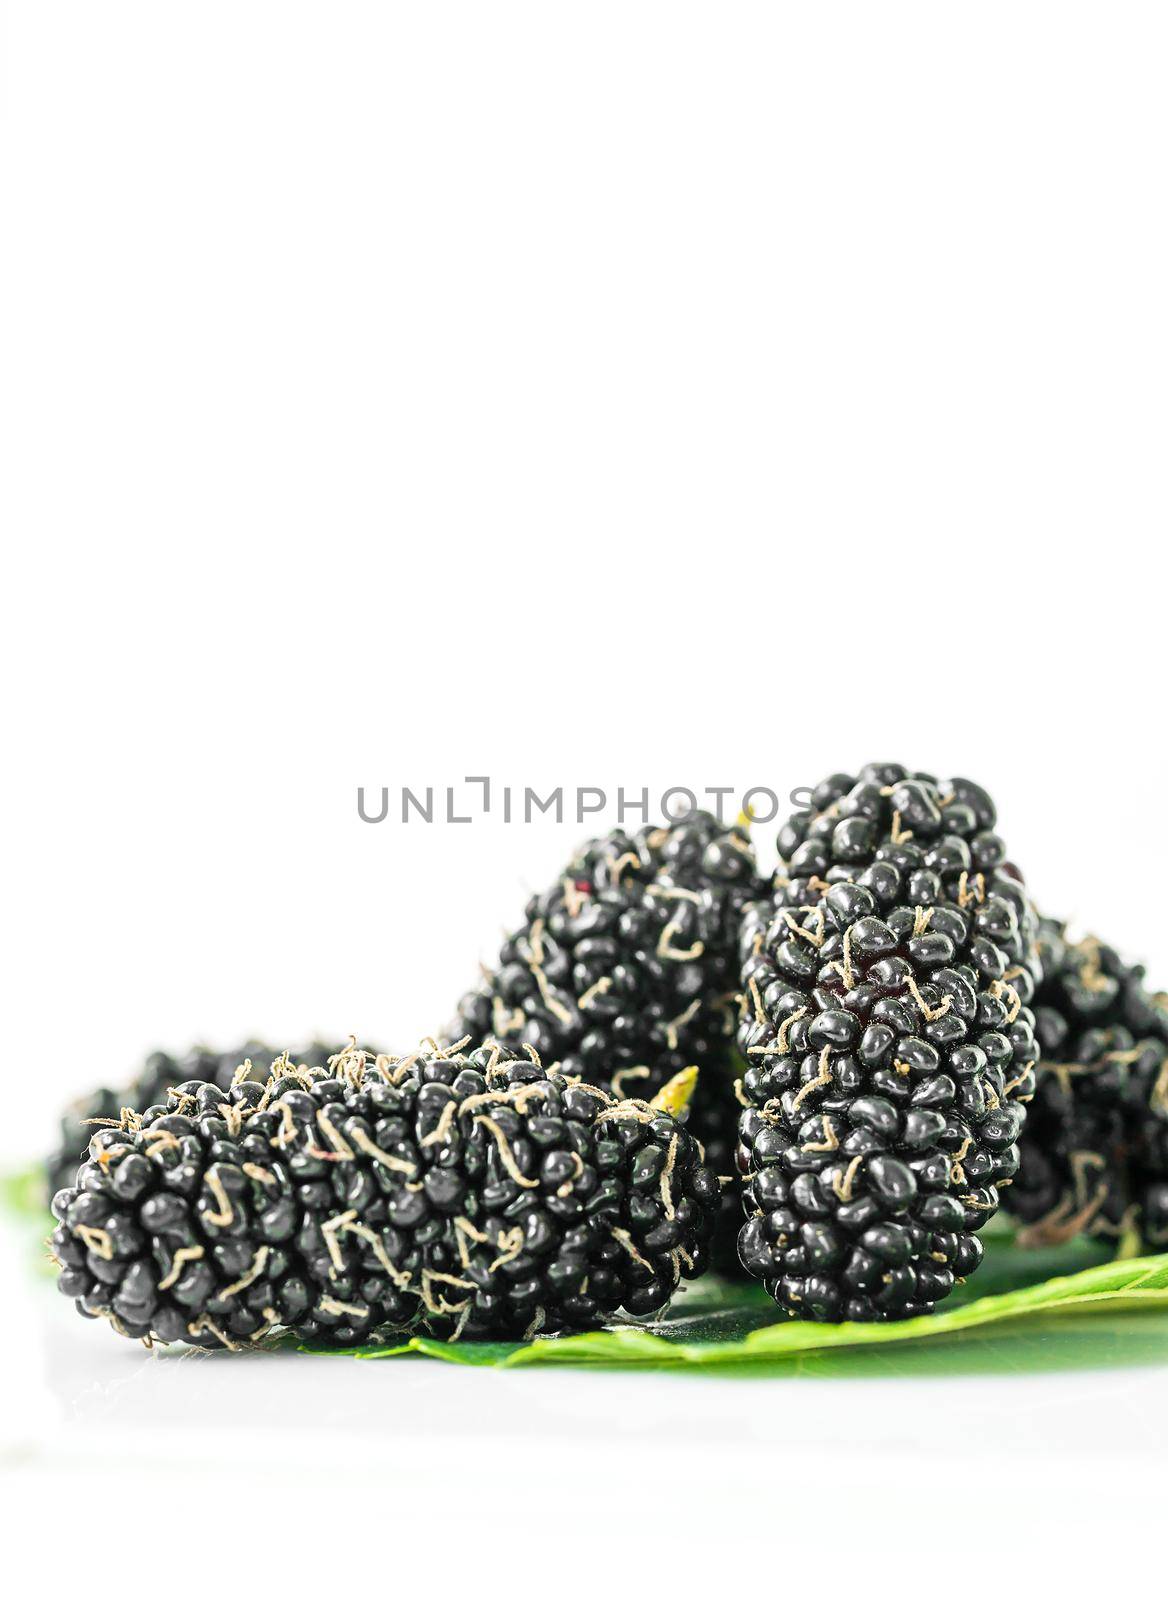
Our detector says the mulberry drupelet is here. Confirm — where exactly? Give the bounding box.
[50,1042,719,1348]
[450,810,764,1266]
[737,871,1033,1320]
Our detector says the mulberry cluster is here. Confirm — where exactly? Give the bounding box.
[44,768,1168,1348]
[50,1043,719,1348]
[46,1041,355,1200]
[451,811,764,1264]
[769,764,1041,999]
[1004,920,1168,1248]
[737,871,1031,1320]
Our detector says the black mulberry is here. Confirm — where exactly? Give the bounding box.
[450,810,764,1267]
[737,871,1032,1320]
[1005,920,1168,1248]
[50,1042,719,1348]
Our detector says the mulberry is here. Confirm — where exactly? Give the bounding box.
[737,870,1031,1320]
[50,1042,718,1348]
[450,810,764,1267]
[1005,920,1168,1248]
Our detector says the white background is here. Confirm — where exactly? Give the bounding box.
[3,2,1166,1583]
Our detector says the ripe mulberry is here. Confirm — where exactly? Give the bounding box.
[1005,920,1168,1248]
[450,811,764,1267]
[737,871,1032,1320]
[50,1042,719,1348]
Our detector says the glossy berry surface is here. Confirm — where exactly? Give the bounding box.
[737,871,1035,1321]
[768,764,1041,996]
[50,1043,719,1348]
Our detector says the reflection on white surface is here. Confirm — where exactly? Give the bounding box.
[8,1223,1167,1456]
[5,1213,1167,1578]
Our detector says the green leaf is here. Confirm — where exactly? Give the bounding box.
[2,1164,57,1278]
[301,1235,1168,1372]
[2,1164,47,1220]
